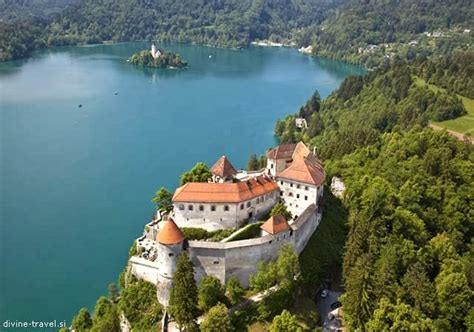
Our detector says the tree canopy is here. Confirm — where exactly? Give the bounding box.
[180,162,212,186]
[169,252,199,331]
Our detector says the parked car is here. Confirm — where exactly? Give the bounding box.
[331,301,342,310]
[320,289,329,298]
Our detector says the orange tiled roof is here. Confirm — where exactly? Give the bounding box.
[172,175,279,203]
[292,142,312,160]
[277,156,325,186]
[266,142,312,161]
[156,218,185,245]
[210,156,237,178]
[266,143,298,159]
[260,215,290,234]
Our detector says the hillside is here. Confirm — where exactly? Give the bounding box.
[0,0,346,61]
[274,56,473,330]
[3,0,473,64]
[0,0,77,21]
[306,0,474,67]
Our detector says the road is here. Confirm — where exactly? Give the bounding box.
[316,290,343,332]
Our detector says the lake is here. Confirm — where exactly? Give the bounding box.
[0,41,364,326]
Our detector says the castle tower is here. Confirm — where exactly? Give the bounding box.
[210,155,237,183]
[155,218,185,306]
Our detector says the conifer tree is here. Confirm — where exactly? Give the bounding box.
[246,154,259,171]
[169,252,199,331]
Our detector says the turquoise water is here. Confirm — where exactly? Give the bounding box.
[0,42,364,326]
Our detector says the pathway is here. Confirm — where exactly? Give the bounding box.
[429,123,473,143]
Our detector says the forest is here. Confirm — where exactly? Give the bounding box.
[0,0,343,61]
[2,0,473,65]
[273,54,473,330]
[306,0,474,67]
[275,52,473,158]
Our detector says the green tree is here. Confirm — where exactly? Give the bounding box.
[247,154,259,171]
[152,187,173,213]
[180,162,212,186]
[169,252,199,331]
[258,155,267,169]
[225,277,244,305]
[128,240,138,258]
[400,263,436,316]
[199,303,233,332]
[72,308,93,331]
[274,120,285,136]
[93,297,113,324]
[198,275,226,312]
[250,244,300,292]
[366,298,434,331]
[270,310,301,332]
[342,253,376,329]
[91,304,120,332]
[435,260,473,329]
[466,307,474,332]
[108,283,119,302]
[119,280,162,330]
[270,203,292,221]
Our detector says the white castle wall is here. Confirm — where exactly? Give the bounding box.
[130,204,320,305]
[188,204,319,287]
[130,256,160,284]
[277,178,321,218]
[172,190,279,231]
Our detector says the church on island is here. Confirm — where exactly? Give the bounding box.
[129,141,325,305]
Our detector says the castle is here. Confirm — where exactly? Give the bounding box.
[129,142,325,306]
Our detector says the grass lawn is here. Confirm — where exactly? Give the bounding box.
[414,77,474,136]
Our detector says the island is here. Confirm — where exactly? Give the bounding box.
[128,44,188,69]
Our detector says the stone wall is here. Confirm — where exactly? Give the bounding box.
[129,256,160,284]
[188,204,319,287]
[130,204,320,304]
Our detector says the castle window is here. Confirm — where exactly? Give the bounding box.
[246,201,251,208]
[211,205,216,211]
[168,253,174,257]
[213,260,219,264]
[199,205,204,211]
[271,164,274,169]
[256,198,260,204]
[224,205,229,211]
[188,205,193,211]
[178,204,185,210]
[280,181,283,185]
[296,194,300,199]
[305,186,309,190]
[289,192,293,197]
[240,203,244,210]
[297,184,300,189]
[304,196,308,201]
[280,191,284,196]
[290,183,293,187]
